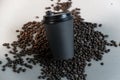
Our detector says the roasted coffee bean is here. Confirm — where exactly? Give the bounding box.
[51,4,54,7]
[5,54,8,57]
[3,43,10,49]
[26,58,30,61]
[35,16,39,19]
[1,68,5,71]
[88,63,92,67]
[54,6,60,11]
[47,78,51,80]
[38,76,42,79]
[100,62,104,66]
[17,70,20,74]
[119,43,120,46]
[2,43,9,46]
[45,7,51,10]
[1,0,119,80]
[16,30,19,32]
[0,61,2,64]
[98,24,102,27]
[2,65,6,68]
[76,8,80,10]
[22,68,26,72]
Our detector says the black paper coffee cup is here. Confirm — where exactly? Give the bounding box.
[43,11,74,60]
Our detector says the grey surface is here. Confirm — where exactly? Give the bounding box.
[0,0,120,80]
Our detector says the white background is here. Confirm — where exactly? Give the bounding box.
[0,0,120,80]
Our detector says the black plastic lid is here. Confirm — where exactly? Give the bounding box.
[43,11,73,24]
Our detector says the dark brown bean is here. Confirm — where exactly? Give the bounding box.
[88,63,92,67]
[100,62,104,66]
[1,1,119,80]
[0,61,2,64]
[35,16,39,19]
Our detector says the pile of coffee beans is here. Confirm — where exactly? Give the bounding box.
[1,0,119,80]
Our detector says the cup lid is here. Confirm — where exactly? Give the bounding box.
[43,11,73,24]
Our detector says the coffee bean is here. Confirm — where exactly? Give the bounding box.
[3,43,10,49]
[1,0,119,80]
[100,62,104,66]
[68,0,72,1]
[5,54,8,57]
[51,4,54,7]
[26,58,30,61]
[45,7,51,10]
[76,8,80,10]
[22,69,26,72]
[17,70,20,74]
[98,24,102,27]
[54,6,60,11]
[16,30,19,32]
[35,16,39,19]
[0,61,2,64]
[119,43,120,46]
[2,43,9,46]
[88,63,92,67]
[38,76,42,79]
[1,68,5,71]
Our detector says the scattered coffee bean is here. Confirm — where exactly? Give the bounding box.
[1,0,119,80]
[5,54,8,57]
[45,7,51,10]
[88,63,92,67]
[38,76,42,79]
[2,43,10,49]
[119,43,120,46]
[35,16,39,19]
[51,4,54,7]
[100,62,104,66]
[2,43,9,46]
[98,24,102,27]
[16,30,19,32]
[0,61,2,64]
[22,69,26,72]
[58,0,61,2]
[68,0,72,1]
[1,68,5,71]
